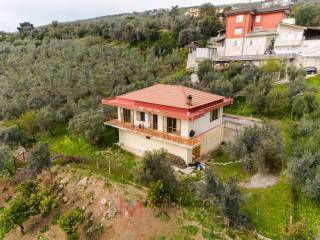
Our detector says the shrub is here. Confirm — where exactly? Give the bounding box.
[27,143,50,176]
[148,180,166,206]
[282,221,314,240]
[289,152,320,201]
[0,146,15,176]
[58,208,85,240]
[68,110,106,146]
[0,125,26,147]
[200,169,246,226]
[225,124,284,173]
[138,149,178,201]
[84,212,104,240]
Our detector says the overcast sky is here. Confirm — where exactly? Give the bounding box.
[0,0,259,32]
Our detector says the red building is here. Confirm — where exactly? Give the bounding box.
[223,6,289,56]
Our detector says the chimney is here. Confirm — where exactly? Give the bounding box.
[186,95,193,106]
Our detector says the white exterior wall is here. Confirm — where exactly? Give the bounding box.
[243,36,270,56]
[116,107,226,164]
[191,108,223,136]
[200,125,224,155]
[293,56,320,70]
[274,24,320,57]
[119,129,193,164]
[225,38,244,56]
[181,119,191,138]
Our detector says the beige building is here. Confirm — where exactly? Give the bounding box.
[102,84,232,164]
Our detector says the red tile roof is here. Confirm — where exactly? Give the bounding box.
[115,84,225,109]
[102,84,232,120]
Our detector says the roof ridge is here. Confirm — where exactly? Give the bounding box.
[179,85,188,100]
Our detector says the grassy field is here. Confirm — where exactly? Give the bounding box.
[293,190,320,233]
[38,126,138,183]
[306,74,320,102]
[241,174,292,240]
[209,148,292,239]
[208,148,250,182]
[224,96,254,117]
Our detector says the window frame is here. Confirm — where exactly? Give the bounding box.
[234,27,243,35]
[152,114,158,130]
[255,15,261,23]
[210,109,219,122]
[123,109,131,123]
[140,112,145,122]
[235,15,244,23]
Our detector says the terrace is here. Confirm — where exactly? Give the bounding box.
[104,119,200,147]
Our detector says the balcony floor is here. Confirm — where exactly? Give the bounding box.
[105,119,200,147]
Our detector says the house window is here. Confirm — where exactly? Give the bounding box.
[167,117,177,134]
[140,112,145,121]
[153,114,158,130]
[210,109,219,122]
[236,15,244,23]
[255,15,261,23]
[233,40,239,46]
[123,109,131,123]
[254,27,262,32]
[234,27,242,35]
[249,40,253,46]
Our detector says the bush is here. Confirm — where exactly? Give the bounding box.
[0,125,27,147]
[84,212,104,240]
[200,169,246,226]
[0,146,15,176]
[27,143,50,176]
[148,180,166,206]
[225,124,284,173]
[289,152,320,201]
[138,149,178,201]
[68,110,106,146]
[282,221,314,240]
[58,208,85,240]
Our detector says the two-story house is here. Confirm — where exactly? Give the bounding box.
[224,6,289,56]
[102,84,232,164]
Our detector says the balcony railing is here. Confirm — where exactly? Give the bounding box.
[105,119,200,147]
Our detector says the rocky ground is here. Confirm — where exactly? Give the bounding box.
[1,165,202,240]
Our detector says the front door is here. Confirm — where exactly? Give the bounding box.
[192,145,201,160]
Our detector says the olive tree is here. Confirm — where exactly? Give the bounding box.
[138,149,178,201]
[225,124,284,173]
[0,146,15,176]
[68,110,106,146]
[27,143,50,176]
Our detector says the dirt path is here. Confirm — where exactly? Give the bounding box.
[239,172,279,189]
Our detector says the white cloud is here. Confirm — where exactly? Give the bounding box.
[0,0,258,32]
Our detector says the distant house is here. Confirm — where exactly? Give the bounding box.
[184,8,200,18]
[262,0,297,7]
[102,84,232,164]
[187,5,320,71]
[223,6,289,57]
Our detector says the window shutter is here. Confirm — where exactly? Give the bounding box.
[176,119,181,136]
[163,116,167,133]
[120,108,124,122]
[130,110,134,123]
[150,113,153,124]
[136,111,140,121]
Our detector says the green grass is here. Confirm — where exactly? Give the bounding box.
[293,189,320,233]
[241,174,291,240]
[208,149,250,182]
[306,74,320,103]
[38,126,138,183]
[224,96,254,117]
